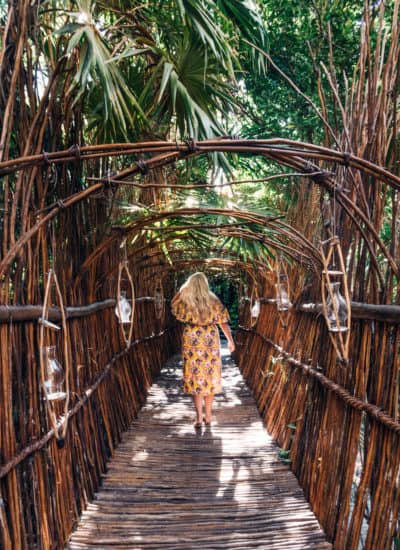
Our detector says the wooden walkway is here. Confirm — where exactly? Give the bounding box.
[68,348,331,549]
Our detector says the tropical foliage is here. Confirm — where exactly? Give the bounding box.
[0,3,400,549]
[0,0,399,302]
[51,0,266,141]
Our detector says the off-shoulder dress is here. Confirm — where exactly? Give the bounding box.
[172,300,229,395]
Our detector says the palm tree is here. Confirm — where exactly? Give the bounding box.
[54,0,266,141]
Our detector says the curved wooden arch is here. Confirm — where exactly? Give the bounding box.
[1,138,399,279]
[75,207,321,286]
[141,257,264,281]
[135,248,275,278]
[1,139,399,190]
[94,225,316,293]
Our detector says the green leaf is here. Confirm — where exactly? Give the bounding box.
[158,62,174,104]
[107,47,150,63]
[54,22,82,35]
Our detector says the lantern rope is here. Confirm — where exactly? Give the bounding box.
[275,254,292,329]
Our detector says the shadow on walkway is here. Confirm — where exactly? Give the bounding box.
[68,346,331,549]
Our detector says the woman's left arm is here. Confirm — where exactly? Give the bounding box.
[219,323,235,353]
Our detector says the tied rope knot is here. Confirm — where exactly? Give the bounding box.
[185,138,197,153]
[69,144,81,160]
[42,151,51,165]
[304,161,317,174]
[105,170,118,192]
[342,152,351,167]
[137,159,148,175]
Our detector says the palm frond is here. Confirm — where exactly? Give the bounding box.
[216,0,265,46]
[56,0,146,135]
[176,0,234,75]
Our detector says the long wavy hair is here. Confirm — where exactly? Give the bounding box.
[172,272,218,322]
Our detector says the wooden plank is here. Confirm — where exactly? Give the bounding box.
[68,351,331,549]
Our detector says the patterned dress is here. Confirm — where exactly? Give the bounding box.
[172,299,230,395]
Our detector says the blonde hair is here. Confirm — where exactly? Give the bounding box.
[172,272,218,322]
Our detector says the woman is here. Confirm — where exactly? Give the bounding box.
[171,272,235,427]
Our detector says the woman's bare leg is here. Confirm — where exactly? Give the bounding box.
[204,394,214,424]
[193,394,203,424]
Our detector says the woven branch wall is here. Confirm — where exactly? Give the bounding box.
[0,279,179,550]
[236,302,400,550]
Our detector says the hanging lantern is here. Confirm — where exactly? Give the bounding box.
[154,277,165,320]
[115,291,132,324]
[320,236,351,363]
[251,299,260,319]
[325,281,348,332]
[116,241,135,348]
[39,269,71,444]
[275,273,292,311]
[238,295,248,317]
[238,280,248,317]
[249,283,260,327]
[41,346,66,401]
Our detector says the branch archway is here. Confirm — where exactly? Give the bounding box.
[1,138,399,283]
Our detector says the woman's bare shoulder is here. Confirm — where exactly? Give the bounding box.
[209,292,220,303]
[171,292,181,306]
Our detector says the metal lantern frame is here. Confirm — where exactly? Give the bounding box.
[154,276,165,321]
[116,259,135,348]
[320,236,351,364]
[249,283,260,328]
[274,257,292,328]
[39,269,70,443]
[238,279,248,317]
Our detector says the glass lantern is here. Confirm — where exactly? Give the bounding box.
[326,281,348,332]
[251,300,260,320]
[239,295,247,316]
[115,291,132,324]
[154,285,163,312]
[42,346,66,401]
[275,274,292,311]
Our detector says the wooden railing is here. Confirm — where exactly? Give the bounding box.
[0,299,179,550]
[235,301,400,550]
[2,293,399,550]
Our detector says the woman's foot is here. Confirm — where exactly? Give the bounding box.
[203,416,212,426]
[194,418,202,428]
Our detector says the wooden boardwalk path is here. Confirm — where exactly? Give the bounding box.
[68,348,331,549]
